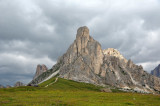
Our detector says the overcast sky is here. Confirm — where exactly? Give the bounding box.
[0,0,160,86]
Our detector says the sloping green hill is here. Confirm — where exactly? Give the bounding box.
[0,77,160,106]
[39,77,102,91]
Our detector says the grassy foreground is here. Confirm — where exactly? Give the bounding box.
[0,77,160,106]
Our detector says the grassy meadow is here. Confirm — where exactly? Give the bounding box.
[0,77,160,106]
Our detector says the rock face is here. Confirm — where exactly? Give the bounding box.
[151,64,160,78]
[14,81,24,87]
[103,48,128,63]
[33,64,48,80]
[58,26,104,84]
[31,26,160,94]
[101,56,159,93]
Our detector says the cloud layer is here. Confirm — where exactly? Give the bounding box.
[0,0,160,86]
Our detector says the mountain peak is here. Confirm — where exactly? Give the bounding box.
[103,48,127,62]
[76,26,89,39]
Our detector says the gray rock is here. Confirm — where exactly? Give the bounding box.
[101,55,160,93]
[151,64,160,78]
[33,64,48,80]
[100,88,112,92]
[28,84,38,87]
[28,63,61,85]
[58,26,104,85]
[14,81,24,87]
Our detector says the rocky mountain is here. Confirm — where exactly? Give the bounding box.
[151,64,160,78]
[29,26,160,94]
[14,81,24,87]
[33,64,48,80]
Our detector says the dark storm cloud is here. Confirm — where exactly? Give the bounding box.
[0,0,160,85]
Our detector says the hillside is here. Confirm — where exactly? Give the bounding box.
[1,77,160,105]
[39,77,103,91]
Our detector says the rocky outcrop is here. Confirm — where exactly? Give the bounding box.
[151,64,160,78]
[33,64,48,80]
[6,85,11,88]
[28,63,61,85]
[31,26,160,94]
[0,85,5,88]
[103,48,128,63]
[14,81,24,87]
[28,64,50,85]
[100,88,112,92]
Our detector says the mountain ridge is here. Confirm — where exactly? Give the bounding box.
[29,26,160,94]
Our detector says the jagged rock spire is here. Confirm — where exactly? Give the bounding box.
[33,64,48,80]
[76,26,89,39]
[75,26,90,56]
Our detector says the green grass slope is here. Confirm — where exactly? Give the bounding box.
[0,77,160,106]
[39,77,102,91]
